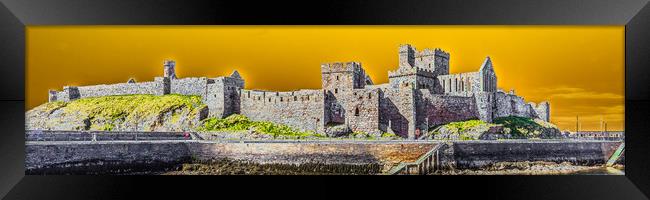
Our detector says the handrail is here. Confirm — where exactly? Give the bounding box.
[606,142,625,167]
[385,144,442,175]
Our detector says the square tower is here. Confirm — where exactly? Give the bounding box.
[321,62,366,95]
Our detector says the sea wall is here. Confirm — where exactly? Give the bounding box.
[439,140,622,169]
[25,140,622,174]
[25,141,435,174]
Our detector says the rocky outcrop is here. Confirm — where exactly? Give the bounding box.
[423,117,564,140]
[26,94,208,132]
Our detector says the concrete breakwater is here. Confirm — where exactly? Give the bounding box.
[25,140,623,175]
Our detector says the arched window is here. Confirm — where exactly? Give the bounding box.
[461,78,464,91]
[335,88,338,94]
[354,107,360,116]
[294,96,297,101]
[336,75,339,81]
[442,80,445,92]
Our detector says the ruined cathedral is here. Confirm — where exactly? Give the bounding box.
[48,44,550,138]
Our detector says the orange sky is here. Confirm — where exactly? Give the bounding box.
[26,26,624,131]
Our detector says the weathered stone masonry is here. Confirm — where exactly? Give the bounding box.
[49,45,550,138]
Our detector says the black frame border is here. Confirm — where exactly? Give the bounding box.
[1,0,649,199]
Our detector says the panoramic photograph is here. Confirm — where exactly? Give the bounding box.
[24,26,625,175]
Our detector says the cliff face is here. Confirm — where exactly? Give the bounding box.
[26,94,208,132]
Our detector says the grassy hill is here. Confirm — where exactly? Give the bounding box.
[428,116,563,140]
[26,94,207,131]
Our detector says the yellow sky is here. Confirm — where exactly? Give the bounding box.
[26,26,624,131]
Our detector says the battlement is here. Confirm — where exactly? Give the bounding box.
[320,62,362,74]
[388,65,436,78]
[417,48,450,59]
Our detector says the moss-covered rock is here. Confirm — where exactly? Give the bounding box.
[493,116,562,139]
[426,117,563,140]
[26,94,207,131]
[427,119,505,140]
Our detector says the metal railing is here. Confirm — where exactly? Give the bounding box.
[385,144,442,175]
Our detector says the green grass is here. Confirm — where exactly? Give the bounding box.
[41,94,206,131]
[444,119,489,133]
[493,116,556,138]
[198,114,325,139]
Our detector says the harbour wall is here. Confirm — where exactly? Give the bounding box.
[438,140,623,169]
[25,140,622,174]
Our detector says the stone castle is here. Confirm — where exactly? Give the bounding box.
[48,44,549,139]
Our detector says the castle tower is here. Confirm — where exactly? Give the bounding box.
[398,44,416,68]
[390,44,442,91]
[432,48,450,75]
[414,48,450,76]
[321,62,366,94]
[163,59,177,79]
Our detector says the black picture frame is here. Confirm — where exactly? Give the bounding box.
[0,0,649,199]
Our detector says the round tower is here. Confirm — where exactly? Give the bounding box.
[163,59,176,79]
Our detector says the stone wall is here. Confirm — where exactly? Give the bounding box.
[240,89,326,133]
[439,140,622,169]
[50,78,167,102]
[379,87,416,138]
[170,77,209,98]
[206,77,244,118]
[25,130,190,141]
[25,140,623,174]
[494,91,544,120]
[344,88,381,135]
[25,141,437,174]
[417,91,480,129]
[25,141,193,174]
[473,92,495,122]
[76,81,165,98]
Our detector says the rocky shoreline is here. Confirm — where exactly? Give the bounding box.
[434,161,624,175]
[125,159,383,175]
[120,160,624,175]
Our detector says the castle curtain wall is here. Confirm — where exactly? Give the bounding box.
[417,90,481,129]
[239,89,326,133]
[345,88,381,135]
[380,87,416,138]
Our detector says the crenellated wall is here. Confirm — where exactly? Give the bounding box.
[240,89,326,133]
